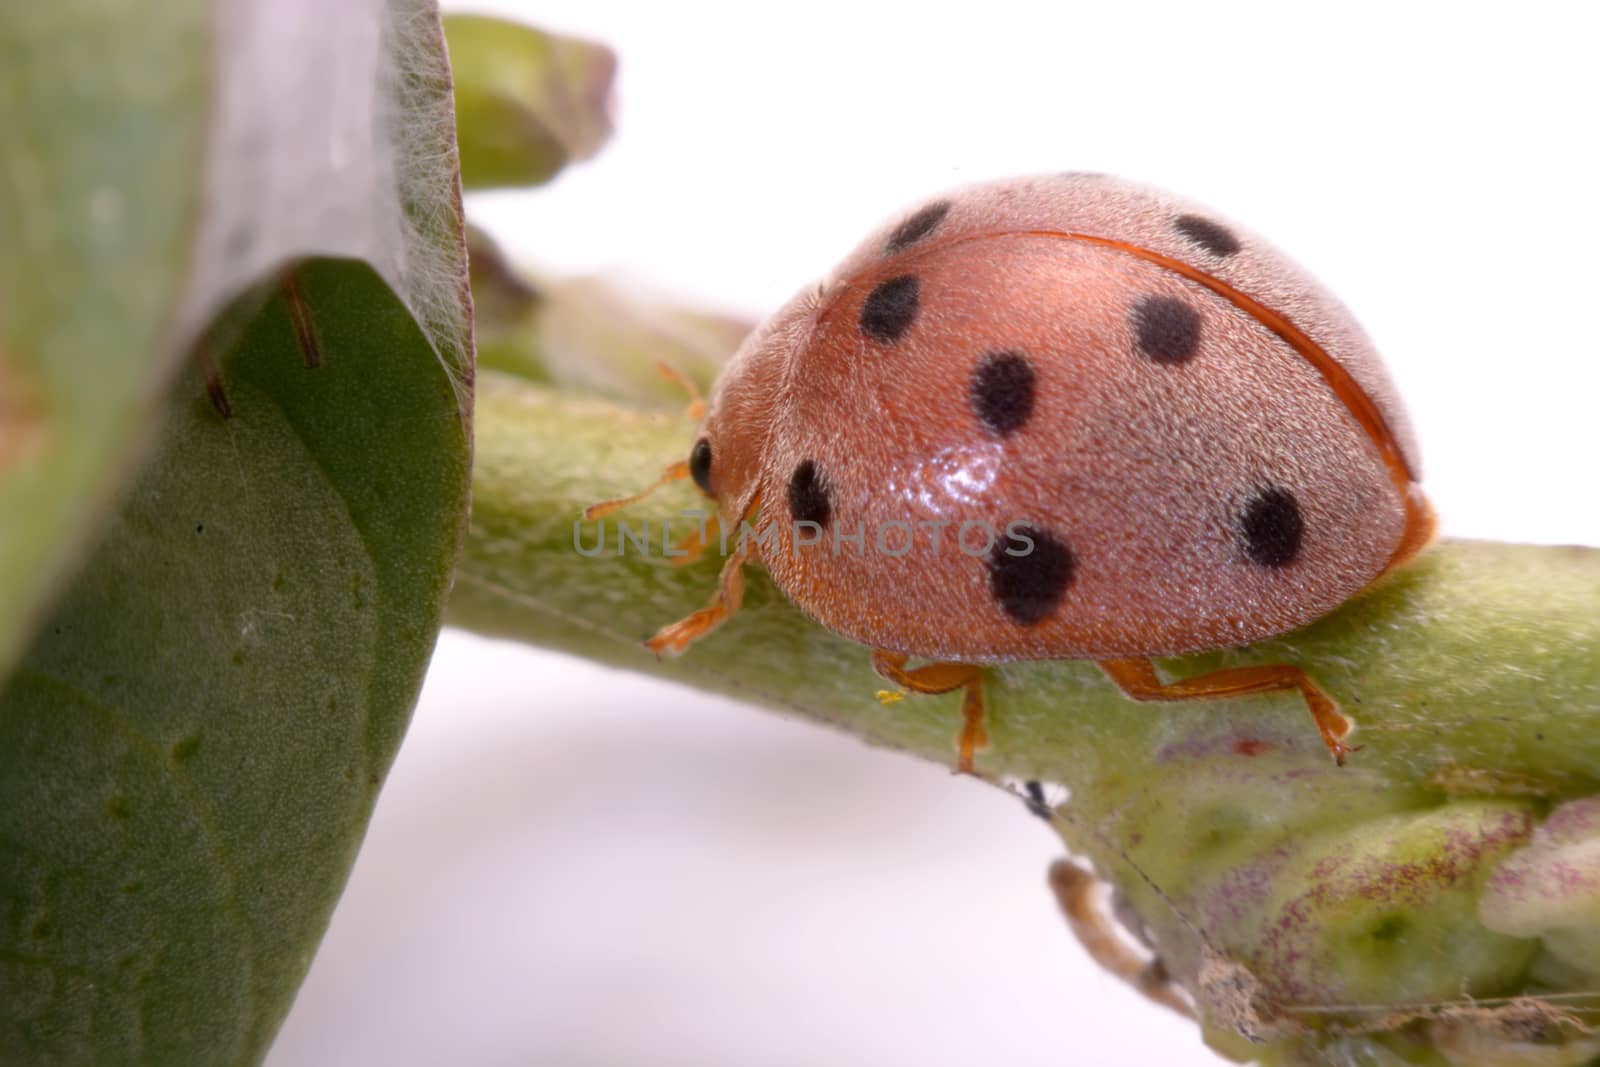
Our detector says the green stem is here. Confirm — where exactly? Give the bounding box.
[450,370,1600,1066]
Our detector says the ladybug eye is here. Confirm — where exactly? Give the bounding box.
[689,438,713,496]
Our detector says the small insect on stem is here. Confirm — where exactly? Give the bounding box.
[602,173,1435,774]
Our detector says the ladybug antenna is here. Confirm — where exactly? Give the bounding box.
[655,360,706,421]
[583,459,691,521]
[584,361,709,521]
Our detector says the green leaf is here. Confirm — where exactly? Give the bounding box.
[0,0,473,676]
[0,264,469,1063]
[0,2,472,1062]
[444,14,616,191]
[450,371,1600,1067]
[0,1,212,677]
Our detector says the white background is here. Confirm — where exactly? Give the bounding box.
[269,3,1600,1064]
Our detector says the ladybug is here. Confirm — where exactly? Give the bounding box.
[590,173,1435,772]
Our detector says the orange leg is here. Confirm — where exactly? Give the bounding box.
[669,513,720,567]
[646,531,750,656]
[1048,860,1194,1020]
[1097,657,1355,764]
[871,650,987,773]
[646,491,761,655]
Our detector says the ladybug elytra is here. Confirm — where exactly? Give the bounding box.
[590,173,1436,771]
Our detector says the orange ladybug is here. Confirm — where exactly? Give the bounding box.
[591,173,1435,772]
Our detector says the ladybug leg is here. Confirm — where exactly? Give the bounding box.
[646,538,749,657]
[870,650,987,773]
[1097,657,1355,764]
[669,513,720,567]
[1047,860,1194,1020]
[646,490,762,656]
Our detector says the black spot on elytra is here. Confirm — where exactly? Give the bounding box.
[1240,487,1304,567]
[689,438,713,495]
[885,200,951,254]
[988,525,1074,625]
[859,275,920,343]
[969,351,1036,437]
[1132,295,1202,365]
[787,459,832,529]
[1173,214,1241,257]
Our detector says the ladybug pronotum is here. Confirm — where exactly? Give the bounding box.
[590,173,1436,772]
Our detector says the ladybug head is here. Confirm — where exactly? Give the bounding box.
[688,282,822,535]
[588,283,825,539]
